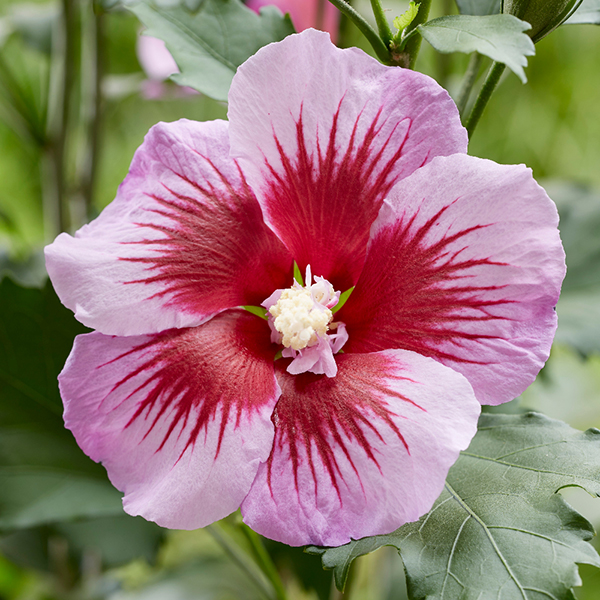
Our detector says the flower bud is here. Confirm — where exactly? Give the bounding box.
[502,0,583,42]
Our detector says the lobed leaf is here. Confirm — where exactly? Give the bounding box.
[418,14,535,82]
[308,412,600,596]
[127,0,295,101]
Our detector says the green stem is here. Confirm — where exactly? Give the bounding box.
[402,0,431,69]
[370,0,392,47]
[327,0,390,63]
[80,7,105,223]
[465,61,505,138]
[49,0,79,234]
[207,524,277,600]
[240,525,288,600]
[455,52,483,117]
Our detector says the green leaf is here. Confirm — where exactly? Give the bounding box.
[308,413,600,596]
[56,515,163,567]
[9,4,58,55]
[456,0,501,15]
[418,14,535,83]
[393,2,420,34]
[548,183,600,355]
[0,515,163,570]
[127,0,295,101]
[0,278,125,531]
[565,0,600,24]
[293,261,304,286]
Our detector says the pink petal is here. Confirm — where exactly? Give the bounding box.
[46,119,292,336]
[228,29,467,291]
[241,350,480,547]
[59,311,279,530]
[137,35,179,81]
[247,0,340,42]
[341,154,566,406]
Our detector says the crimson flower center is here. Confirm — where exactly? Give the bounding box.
[261,267,348,378]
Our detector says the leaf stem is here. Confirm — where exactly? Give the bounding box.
[240,524,288,600]
[369,0,392,48]
[206,523,277,600]
[455,52,483,117]
[79,6,105,224]
[402,0,431,69]
[327,0,390,63]
[465,61,505,138]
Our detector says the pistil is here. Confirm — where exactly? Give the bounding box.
[262,267,348,378]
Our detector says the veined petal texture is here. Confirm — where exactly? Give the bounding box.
[45,119,292,336]
[341,154,566,405]
[242,350,480,547]
[59,311,280,529]
[228,29,468,291]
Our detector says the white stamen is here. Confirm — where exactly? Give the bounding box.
[269,287,333,351]
[262,266,348,377]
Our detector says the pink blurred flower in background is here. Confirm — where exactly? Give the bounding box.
[247,0,340,41]
[136,0,339,99]
[136,33,197,99]
[136,34,178,99]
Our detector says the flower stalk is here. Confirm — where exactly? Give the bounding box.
[399,0,431,69]
[465,61,506,137]
[369,0,393,48]
[207,523,282,600]
[240,524,288,600]
[326,0,390,63]
[77,2,105,225]
[456,53,484,117]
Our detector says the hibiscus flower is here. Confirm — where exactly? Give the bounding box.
[45,30,565,547]
[246,0,340,42]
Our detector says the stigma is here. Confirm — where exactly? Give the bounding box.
[262,267,348,378]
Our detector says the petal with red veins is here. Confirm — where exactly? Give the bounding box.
[341,154,566,406]
[59,311,279,529]
[228,29,467,291]
[241,351,480,547]
[45,119,292,336]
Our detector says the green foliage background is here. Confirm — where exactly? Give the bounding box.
[1,0,600,599]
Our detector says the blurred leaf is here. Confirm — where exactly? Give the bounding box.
[520,346,600,432]
[127,0,295,101]
[548,182,600,355]
[0,249,47,288]
[0,278,125,531]
[418,14,535,82]
[10,4,58,55]
[555,290,600,356]
[114,557,267,600]
[565,0,600,23]
[0,17,13,47]
[0,515,163,572]
[0,34,48,145]
[308,413,600,595]
[456,0,501,15]
[56,515,163,568]
[265,540,333,600]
